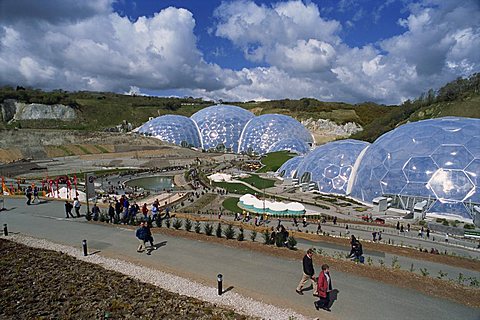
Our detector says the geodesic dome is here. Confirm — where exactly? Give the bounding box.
[294,139,369,194]
[276,156,304,179]
[350,117,480,221]
[136,115,201,147]
[238,114,313,154]
[191,104,254,151]
[268,138,311,155]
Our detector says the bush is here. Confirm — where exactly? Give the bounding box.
[287,236,297,250]
[442,220,449,226]
[85,212,92,221]
[216,223,223,238]
[224,224,235,240]
[275,233,284,247]
[155,216,163,227]
[165,218,171,228]
[262,229,271,245]
[194,221,201,233]
[204,222,213,236]
[185,218,192,232]
[173,218,183,230]
[250,229,257,242]
[99,213,106,223]
[464,224,475,230]
[237,227,244,241]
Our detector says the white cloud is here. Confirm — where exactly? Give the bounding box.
[210,0,480,104]
[0,0,248,93]
[0,0,479,105]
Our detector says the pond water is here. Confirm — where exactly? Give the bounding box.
[125,176,175,192]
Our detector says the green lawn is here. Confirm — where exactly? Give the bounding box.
[256,151,296,173]
[238,174,275,189]
[213,182,258,195]
[222,197,242,213]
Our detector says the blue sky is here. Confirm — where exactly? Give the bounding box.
[0,0,479,104]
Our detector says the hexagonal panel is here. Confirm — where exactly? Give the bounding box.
[403,156,438,182]
[324,164,340,179]
[380,169,407,195]
[431,145,474,169]
[428,169,475,201]
[427,201,472,221]
[465,159,480,185]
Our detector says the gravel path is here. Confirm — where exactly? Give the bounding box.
[2,234,307,320]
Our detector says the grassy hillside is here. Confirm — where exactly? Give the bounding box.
[1,73,479,142]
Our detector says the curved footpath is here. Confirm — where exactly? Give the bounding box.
[1,198,479,320]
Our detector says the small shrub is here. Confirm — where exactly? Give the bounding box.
[367,257,373,266]
[99,213,106,223]
[379,259,385,267]
[420,268,429,277]
[468,277,479,287]
[85,212,92,221]
[464,224,475,230]
[155,216,163,227]
[224,224,235,239]
[165,218,171,228]
[391,256,400,269]
[442,220,449,226]
[204,223,213,236]
[287,236,297,250]
[457,273,465,285]
[275,233,284,247]
[262,229,271,244]
[173,218,183,230]
[237,227,244,241]
[185,218,192,232]
[250,230,257,242]
[194,221,201,233]
[437,270,448,279]
[418,220,426,226]
[216,223,223,238]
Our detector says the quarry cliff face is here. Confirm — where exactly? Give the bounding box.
[302,118,363,137]
[0,99,77,123]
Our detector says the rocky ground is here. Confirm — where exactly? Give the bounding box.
[0,239,255,320]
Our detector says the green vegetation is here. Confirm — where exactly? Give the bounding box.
[213,181,257,195]
[94,145,109,153]
[256,151,296,173]
[76,145,92,154]
[222,197,242,213]
[1,73,478,143]
[238,174,275,189]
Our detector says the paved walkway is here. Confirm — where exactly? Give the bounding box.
[1,197,479,320]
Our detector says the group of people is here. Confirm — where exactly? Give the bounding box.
[64,198,82,218]
[25,186,40,205]
[296,249,333,312]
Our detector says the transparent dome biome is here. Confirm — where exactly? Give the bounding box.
[137,115,202,148]
[349,117,480,221]
[238,114,313,155]
[191,104,255,152]
[268,138,311,155]
[294,139,369,195]
[276,156,304,179]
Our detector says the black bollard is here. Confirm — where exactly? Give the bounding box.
[3,224,8,236]
[217,274,223,295]
[82,239,88,256]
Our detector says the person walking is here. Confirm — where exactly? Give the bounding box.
[314,264,333,312]
[64,200,74,218]
[108,202,115,223]
[33,186,40,203]
[136,222,147,253]
[296,249,317,296]
[73,197,81,217]
[25,186,33,205]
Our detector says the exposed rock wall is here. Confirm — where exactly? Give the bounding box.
[302,118,363,137]
[0,99,77,122]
